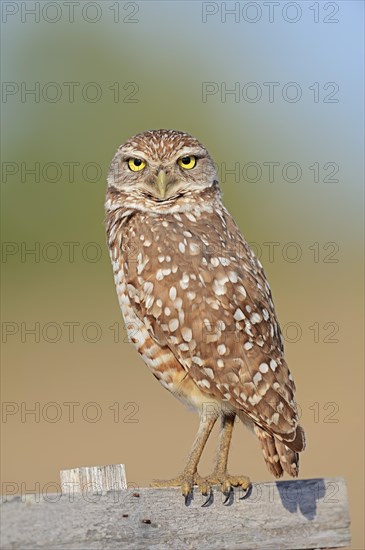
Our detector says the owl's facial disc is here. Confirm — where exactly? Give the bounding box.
[113,151,215,201]
[107,130,218,202]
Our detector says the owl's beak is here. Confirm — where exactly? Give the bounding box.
[156,170,168,199]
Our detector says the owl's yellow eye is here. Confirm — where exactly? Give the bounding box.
[128,158,146,172]
[178,156,196,170]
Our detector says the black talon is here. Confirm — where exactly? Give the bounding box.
[184,492,193,506]
[201,489,213,507]
[223,487,233,505]
[222,493,230,505]
[239,483,253,500]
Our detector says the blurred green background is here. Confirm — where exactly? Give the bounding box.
[1,1,363,547]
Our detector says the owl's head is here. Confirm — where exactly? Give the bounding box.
[107,129,218,202]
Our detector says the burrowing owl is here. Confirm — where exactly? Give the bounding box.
[105,129,305,500]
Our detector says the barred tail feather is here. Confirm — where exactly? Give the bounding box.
[254,425,302,478]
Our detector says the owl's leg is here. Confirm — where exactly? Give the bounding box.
[150,412,217,498]
[200,413,251,498]
[215,413,236,473]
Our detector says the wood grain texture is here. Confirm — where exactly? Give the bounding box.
[0,477,350,550]
[60,464,127,493]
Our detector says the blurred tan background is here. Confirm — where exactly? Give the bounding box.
[1,1,363,548]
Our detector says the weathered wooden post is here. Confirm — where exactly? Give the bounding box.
[1,464,351,549]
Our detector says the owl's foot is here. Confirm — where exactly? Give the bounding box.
[150,471,251,504]
[150,471,207,500]
[200,471,251,497]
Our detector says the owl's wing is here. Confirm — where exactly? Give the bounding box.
[123,206,303,450]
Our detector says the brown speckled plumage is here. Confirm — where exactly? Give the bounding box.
[105,129,305,495]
